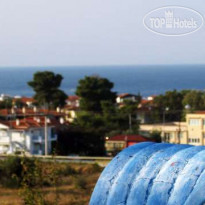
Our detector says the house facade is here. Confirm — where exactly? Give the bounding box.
[0,118,58,155]
[116,93,140,104]
[139,112,205,146]
[105,134,153,156]
[140,122,188,144]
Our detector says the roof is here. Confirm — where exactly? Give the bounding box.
[20,97,35,103]
[141,99,150,104]
[0,117,62,130]
[64,105,80,110]
[67,95,80,101]
[0,108,64,117]
[193,111,205,114]
[107,135,152,142]
[117,93,137,98]
[13,97,35,104]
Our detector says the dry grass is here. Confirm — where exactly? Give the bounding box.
[0,163,103,205]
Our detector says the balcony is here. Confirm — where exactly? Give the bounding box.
[33,136,44,143]
[50,134,57,141]
[0,136,10,145]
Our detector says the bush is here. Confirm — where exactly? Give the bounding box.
[60,165,77,176]
[75,176,87,189]
[78,163,102,175]
[0,156,22,188]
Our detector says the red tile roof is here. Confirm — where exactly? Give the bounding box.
[0,108,64,117]
[118,93,137,98]
[140,99,150,104]
[20,97,35,103]
[64,105,79,110]
[193,111,205,114]
[67,95,80,101]
[13,97,35,104]
[0,117,62,130]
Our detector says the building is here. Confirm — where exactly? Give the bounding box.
[0,107,64,121]
[63,105,79,122]
[136,96,156,124]
[139,111,205,146]
[140,122,188,144]
[66,96,80,108]
[116,93,140,104]
[186,111,205,146]
[0,94,12,102]
[105,134,153,156]
[0,117,59,155]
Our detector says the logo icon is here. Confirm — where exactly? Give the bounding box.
[165,11,174,28]
[143,6,204,36]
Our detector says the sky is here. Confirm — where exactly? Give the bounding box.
[0,0,205,67]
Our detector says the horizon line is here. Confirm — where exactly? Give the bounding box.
[0,64,205,69]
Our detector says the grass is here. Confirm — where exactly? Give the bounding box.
[0,163,103,205]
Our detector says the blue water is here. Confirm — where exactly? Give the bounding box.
[0,65,205,97]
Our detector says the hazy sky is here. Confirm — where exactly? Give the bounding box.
[0,0,205,67]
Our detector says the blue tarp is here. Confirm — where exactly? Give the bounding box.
[90,142,205,205]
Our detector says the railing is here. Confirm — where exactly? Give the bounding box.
[0,136,10,144]
[32,136,43,143]
[33,135,57,143]
[50,134,57,141]
[0,154,113,167]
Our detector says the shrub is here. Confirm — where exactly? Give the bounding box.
[0,156,22,188]
[60,164,77,176]
[75,176,87,189]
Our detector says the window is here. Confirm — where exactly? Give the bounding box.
[189,119,200,126]
[189,138,200,143]
[0,130,7,137]
[178,132,183,138]
[164,133,172,142]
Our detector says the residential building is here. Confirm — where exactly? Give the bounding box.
[105,134,153,156]
[0,94,12,101]
[0,117,59,155]
[116,93,140,104]
[136,107,152,124]
[186,111,205,146]
[63,106,79,122]
[0,107,64,121]
[139,111,205,146]
[66,95,80,108]
[140,122,188,144]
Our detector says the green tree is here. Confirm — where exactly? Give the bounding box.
[76,76,116,112]
[149,130,162,143]
[182,90,205,111]
[0,99,12,109]
[153,90,184,122]
[28,71,67,108]
[14,99,25,108]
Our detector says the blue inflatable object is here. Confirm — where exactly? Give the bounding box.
[90,142,205,205]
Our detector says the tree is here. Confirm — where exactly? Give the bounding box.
[76,76,116,112]
[28,71,67,108]
[182,90,205,111]
[149,130,162,143]
[153,90,184,122]
[0,99,12,109]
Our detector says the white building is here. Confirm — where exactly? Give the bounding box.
[0,94,12,101]
[116,93,139,104]
[0,117,58,155]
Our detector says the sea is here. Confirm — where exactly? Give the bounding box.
[0,65,205,98]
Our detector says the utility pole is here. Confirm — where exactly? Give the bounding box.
[44,115,48,156]
[129,114,132,132]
